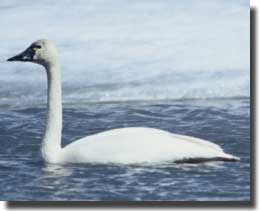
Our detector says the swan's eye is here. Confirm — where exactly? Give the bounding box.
[34,45,42,49]
[31,45,42,50]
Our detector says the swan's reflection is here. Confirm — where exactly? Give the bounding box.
[41,163,73,178]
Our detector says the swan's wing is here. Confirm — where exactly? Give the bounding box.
[169,133,224,152]
[61,127,238,164]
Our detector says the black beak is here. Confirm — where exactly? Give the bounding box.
[7,48,34,62]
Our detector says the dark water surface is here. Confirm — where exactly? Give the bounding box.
[0,98,250,201]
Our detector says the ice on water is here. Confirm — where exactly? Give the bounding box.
[0,0,249,107]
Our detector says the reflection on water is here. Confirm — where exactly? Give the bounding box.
[42,164,73,178]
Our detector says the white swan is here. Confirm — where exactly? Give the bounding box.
[7,39,239,164]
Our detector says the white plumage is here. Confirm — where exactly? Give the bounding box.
[7,39,239,164]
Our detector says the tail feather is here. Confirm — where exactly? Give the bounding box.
[220,153,240,161]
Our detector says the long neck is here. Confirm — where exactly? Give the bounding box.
[41,63,62,161]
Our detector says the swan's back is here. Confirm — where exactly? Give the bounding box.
[61,127,238,164]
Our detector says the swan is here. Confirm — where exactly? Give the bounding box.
[7,39,239,164]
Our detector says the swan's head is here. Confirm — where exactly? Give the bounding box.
[7,39,58,67]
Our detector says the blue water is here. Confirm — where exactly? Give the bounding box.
[0,98,250,201]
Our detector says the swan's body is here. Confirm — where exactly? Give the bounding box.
[7,39,239,164]
[60,127,237,164]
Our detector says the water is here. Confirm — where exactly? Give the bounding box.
[0,98,250,201]
[0,0,250,201]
